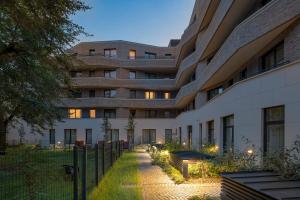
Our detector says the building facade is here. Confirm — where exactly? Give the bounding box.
[7,0,300,155]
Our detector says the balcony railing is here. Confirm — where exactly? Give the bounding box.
[73,52,175,60]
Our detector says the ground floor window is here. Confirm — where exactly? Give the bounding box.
[49,129,55,145]
[223,115,234,154]
[64,129,76,145]
[86,129,92,145]
[264,105,284,155]
[111,129,119,142]
[187,125,192,149]
[142,129,156,144]
[207,120,215,145]
[165,129,172,144]
[179,127,182,145]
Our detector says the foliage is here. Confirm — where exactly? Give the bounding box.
[0,0,89,150]
[101,117,111,142]
[125,115,136,151]
[150,149,185,184]
[188,195,219,200]
[89,153,142,200]
[165,140,186,152]
[263,140,300,180]
[199,144,219,156]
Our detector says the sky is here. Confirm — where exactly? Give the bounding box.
[71,0,195,47]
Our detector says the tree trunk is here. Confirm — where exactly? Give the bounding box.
[0,119,7,155]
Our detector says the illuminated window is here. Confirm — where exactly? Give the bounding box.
[68,108,81,119]
[145,91,155,99]
[164,92,171,99]
[129,50,136,60]
[89,109,96,118]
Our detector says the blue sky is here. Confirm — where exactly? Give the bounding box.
[72,0,195,46]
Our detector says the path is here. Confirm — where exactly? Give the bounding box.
[136,151,221,200]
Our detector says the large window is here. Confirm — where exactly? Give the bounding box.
[104,89,117,98]
[145,52,156,59]
[264,106,284,155]
[86,129,92,145]
[89,89,95,98]
[188,126,193,150]
[49,129,55,145]
[129,50,136,60]
[129,71,136,79]
[145,91,155,99]
[64,129,76,145]
[165,129,172,144]
[207,86,224,101]
[104,48,117,58]
[89,109,96,118]
[223,115,234,154]
[104,109,116,118]
[261,42,284,71]
[142,129,156,144]
[145,110,157,118]
[207,120,215,145]
[104,70,116,79]
[68,109,81,119]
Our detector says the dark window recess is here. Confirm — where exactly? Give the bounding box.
[49,129,55,144]
[223,115,234,154]
[64,129,76,145]
[86,129,92,144]
[89,49,95,56]
[261,42,284,72]
[240,68,247,80]
[264,106,284,155]
[144,52,157,59]
[188,125,193,150]
[104,109,116,118]
[228,79,234,87]
[130,110,136,117]
[89,70,95,77]
[145,110,157,118]
[89,89,95,98]
[71,90,82,98]
[207,86,223,101]
[165,129,172,144]
[207,55,214,65]
[207,121,214,145]
[82,108,89,118]
[165,53,172,57]
[130,90,136,99]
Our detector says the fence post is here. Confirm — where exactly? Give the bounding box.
[95,143,99,186]
[102,141,105,176]
[82,146,87,200]
[73,146,78,200]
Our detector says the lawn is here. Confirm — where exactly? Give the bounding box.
[0,146,95,200]
[88,152,142,200]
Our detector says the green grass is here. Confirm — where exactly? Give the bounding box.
[0,146,95,200]
[88,152,142,200]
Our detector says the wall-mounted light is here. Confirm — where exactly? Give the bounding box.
[183,142,186,146]
[247,149,253,155]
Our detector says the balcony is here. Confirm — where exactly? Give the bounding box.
[71,77,176,90]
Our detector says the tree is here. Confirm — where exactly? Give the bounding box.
[101,117,111,142]
[125,114,136,151]
[0,0,89,154]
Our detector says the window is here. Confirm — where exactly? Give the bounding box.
[71,90,82,98]
[89,70,95,77]
[264,106,284,155]
[104,89,116,98]
[142,129,156,144]
[188,125,193,150]
[145,91,155,99]
[179,127,182,145]
[207,120,214,145]
[104,109,116,118]
[104,48,117,58]
[165,129,172,144]
[129,50,136,60]
[68,109,81,119]
[227,79,234,87]
[223,115,234,154]
[165,53,172,57]
[89,89,95,98]
[164,92,171,99]
[240,68,247,80]
[199,123,203,148]
[49,129,55,145]
[261,42,284,71]
[130,90,136,99]
[104,70,116,79]
[89,49,95,56]
[111,129,119,142]
[207,86,224,101]
[145,110,157,118]
[64,129,76,145]
[129,71,136,79]
[145,73,157,79]
[89,109,96,118]
[144,52,156,59]
[86,129,92,144]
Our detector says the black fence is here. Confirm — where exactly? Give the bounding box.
[0,140,125,200]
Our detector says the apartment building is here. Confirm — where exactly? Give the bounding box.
[7,0,300,156]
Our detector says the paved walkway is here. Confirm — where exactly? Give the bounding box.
[136,152,221,200]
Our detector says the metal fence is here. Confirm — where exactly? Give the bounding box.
[0,140,125,200]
